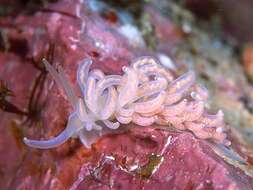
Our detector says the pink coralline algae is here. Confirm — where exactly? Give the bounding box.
[24,56,230,149]
[2,0,253,189]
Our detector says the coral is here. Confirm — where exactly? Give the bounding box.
[24,56,229,149]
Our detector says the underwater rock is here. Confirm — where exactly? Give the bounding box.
[184,0,253,44]
[70,126,253,190]
[0,0,253,189]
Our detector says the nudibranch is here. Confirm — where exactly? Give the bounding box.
[23,56,230,149]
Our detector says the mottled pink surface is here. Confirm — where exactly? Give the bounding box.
[0,0,253,190]
[71,127,253,190]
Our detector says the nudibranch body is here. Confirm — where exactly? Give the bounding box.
[23,56,230,149]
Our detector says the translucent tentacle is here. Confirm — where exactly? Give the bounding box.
[77,59,93,91]
[132,56,158,70]
[58,66,78,106]
[76,98,89,121]
[43,59,78,108]
[117,67,139,109]
[103,120,120,129]
[76,98,103,131]
[84,76,97,114]
[167,70,195,94]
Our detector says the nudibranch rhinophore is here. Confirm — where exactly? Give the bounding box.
[23,56,230,149]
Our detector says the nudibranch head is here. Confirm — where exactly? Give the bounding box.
[23,56,230,149]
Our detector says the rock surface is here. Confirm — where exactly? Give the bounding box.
[184,0,253,44]
[70,126,253,190]
[0,0,253,190]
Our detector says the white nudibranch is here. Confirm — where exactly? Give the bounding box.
[24,59,104,149]
[23,56,230,149]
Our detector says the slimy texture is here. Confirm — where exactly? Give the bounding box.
[23,56,230,149]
